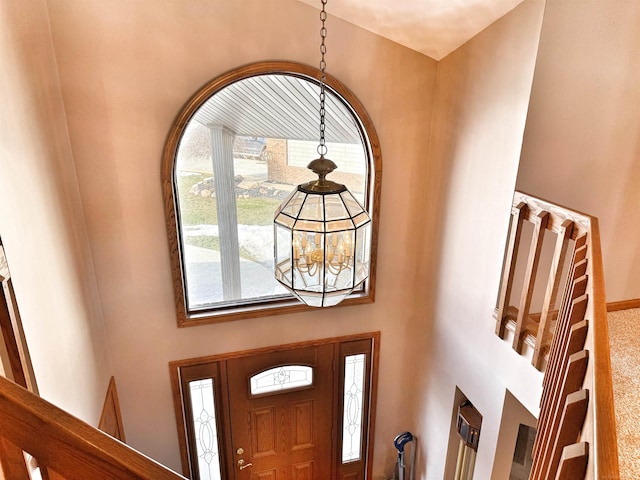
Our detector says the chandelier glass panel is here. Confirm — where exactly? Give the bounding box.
[274,183,371,307]
[273,0,371,307]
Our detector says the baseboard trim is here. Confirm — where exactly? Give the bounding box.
[607,299,640,312]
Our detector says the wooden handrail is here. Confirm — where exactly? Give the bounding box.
[584,218,619,479]
[495,191,619,480]
[0,375,186,480]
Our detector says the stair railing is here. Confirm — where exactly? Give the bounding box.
[495,191,619,479]
[0,374,186,480]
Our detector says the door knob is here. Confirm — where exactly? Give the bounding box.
[238,458,253,470]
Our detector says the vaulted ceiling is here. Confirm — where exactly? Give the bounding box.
[296,0,527,60]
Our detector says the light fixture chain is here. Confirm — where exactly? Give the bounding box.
[318,0,328,157]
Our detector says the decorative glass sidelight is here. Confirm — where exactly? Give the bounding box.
[250,365,313,395]
[189,379,222,480]
[342,353,366,462]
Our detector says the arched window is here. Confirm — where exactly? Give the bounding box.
[162,62,381,325]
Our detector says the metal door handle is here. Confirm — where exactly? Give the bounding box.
[238,459,253,470]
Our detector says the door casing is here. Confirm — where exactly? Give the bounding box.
[170,331,380,480]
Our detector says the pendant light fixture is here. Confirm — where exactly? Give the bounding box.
[274,0,372,307]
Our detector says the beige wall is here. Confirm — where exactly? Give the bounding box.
[412,1,545,478]
[0,0,112,422]
[12,0,621,477]
[45,0,437,475]
[517,0,640,303]
[491,391,537,479]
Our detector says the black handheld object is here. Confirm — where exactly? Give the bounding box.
[393,431,414,453]
[393,431,414,480]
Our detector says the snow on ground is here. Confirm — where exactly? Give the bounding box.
[182,224,274,267]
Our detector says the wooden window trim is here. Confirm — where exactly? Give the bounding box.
[336,337,375,478]
[161,61,382,327]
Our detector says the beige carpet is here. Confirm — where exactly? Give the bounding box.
[608,307,640,478]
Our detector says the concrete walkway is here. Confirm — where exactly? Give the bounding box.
[183,244,288,308]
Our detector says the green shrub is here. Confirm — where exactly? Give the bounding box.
[177,172,282,226]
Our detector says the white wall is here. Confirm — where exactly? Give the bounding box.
[8,0,603,477]
[411,1,546,478]
[517,0,640,304]
[45,0,438,475]
[0,0,112,423]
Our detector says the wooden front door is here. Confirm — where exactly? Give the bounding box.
[171,333,378,480]
[225,344,334,479]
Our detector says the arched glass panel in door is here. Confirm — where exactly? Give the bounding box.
[249,365,313,396]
